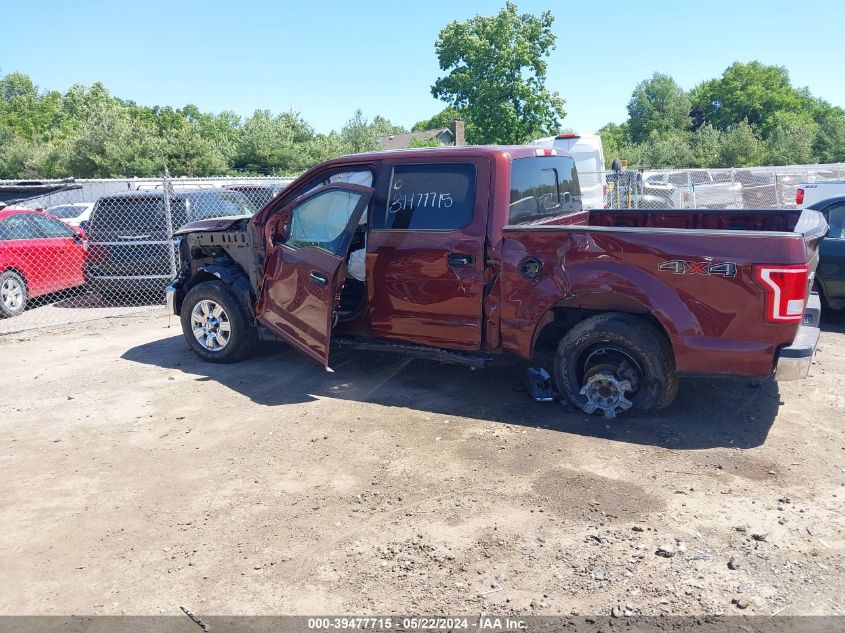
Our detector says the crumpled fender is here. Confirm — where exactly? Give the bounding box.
[521,260,699,359]
[196,262,256,322]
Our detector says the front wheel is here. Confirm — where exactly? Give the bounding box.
[180,281,256,363]
[554,313,678,418]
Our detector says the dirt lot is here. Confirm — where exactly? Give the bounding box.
[1,313,843,617]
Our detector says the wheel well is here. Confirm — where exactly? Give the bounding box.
[1,267,28,289]
[532,308,672,361]
[178,267,256,324]
[183,271,219,294]
[172,271,219,315]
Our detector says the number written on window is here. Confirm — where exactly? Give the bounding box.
[389,190,454,213]
[380,164,475,230]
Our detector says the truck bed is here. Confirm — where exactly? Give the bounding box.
[527,208,803,233]
[499,207,827,377]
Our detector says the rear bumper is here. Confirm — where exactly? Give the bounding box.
[775,324,820,381]
[802,291,821,327]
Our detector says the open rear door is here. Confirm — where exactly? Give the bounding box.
[256,184,373,368]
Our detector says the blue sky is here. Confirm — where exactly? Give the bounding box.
[3,0,843,135]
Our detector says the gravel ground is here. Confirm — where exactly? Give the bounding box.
[0,291,165,336]
[0,313,843,617]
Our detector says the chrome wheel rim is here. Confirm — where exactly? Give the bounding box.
[1,278,24,311]
[577,345,644,419]
[190,300,231,351]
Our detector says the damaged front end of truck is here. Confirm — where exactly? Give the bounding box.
[166,215,258,326]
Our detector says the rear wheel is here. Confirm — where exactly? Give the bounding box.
[554,313,677,418]
[0,270,27,318]
[180,281,256,363]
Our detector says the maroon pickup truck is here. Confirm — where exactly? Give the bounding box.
[167,146,826,417]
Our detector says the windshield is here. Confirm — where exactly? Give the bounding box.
[227,187,276,210]
[187,191,257,220]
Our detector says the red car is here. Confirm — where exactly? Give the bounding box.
[0,208,87,317]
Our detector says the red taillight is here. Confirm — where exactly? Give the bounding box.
[556,133,579,140]
[753,265,808,323]
[795,188,804,205]
[534,148,559,156]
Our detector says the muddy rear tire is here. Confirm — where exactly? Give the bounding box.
[554,313,678,418]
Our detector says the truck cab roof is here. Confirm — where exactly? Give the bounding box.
[321,145,568,165]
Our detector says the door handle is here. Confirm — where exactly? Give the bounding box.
[447,252,475,268]
[309,271,328,287]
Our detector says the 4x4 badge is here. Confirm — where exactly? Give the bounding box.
[659,260,737,277]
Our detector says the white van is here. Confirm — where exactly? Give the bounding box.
[530,133,606,209]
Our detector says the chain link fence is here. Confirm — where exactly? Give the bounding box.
[590,163,845,211]
[0,175,293,335]
[2,161,844,336]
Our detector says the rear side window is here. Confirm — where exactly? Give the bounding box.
[30,214,75,238]
[380,164,475,230]
[0,214,39,240]
[90,196,187,236]
[227,187,274,210]
[508,156,581,225]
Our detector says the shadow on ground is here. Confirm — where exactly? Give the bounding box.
[51,290,164,309]
[820,307,845,333]
[123,334,781,451]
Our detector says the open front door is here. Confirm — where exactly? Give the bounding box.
[256,184,373,368]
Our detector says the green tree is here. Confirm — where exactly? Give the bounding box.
[430,2,565,144]
[597,122,630,167]
[408,136,441,148]
[0,131,36,178]
[627,73,691,143]
[639,130,693,168]
[690,61,811,135]
[301,132,352,165]
[412,106,466,132]
[341,109,405,153]
[812,105,845,163]
[717,120,765,167]
[689,124,722,167]
[765,111,819,165]
[234,110,319,175]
